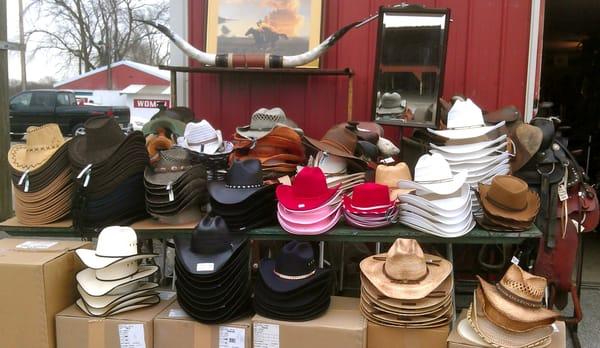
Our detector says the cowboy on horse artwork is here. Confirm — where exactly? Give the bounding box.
[245,21,289,52]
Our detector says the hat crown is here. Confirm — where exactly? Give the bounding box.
[515,123,543,155]
[380,92,402,108]
[487,175,528,210]
[184,120,218,144]
[190,216,233,254]
[24,124,64,150]
[384,239,427,281]
[250,107,287,130]
[84,117,126,152]
[226,159,263,187]
[351,183,390,207]
[320,127,358,156]
[376,163,412,188]
[413,153,454,183]
[95,226,138,257]
[315,151,347,174]
[154,148,193,173]
[447,99,485,129]
[499,264,547,305]
[274,241,317,278]
[291,167,329,198]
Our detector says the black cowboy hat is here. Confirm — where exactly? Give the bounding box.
[207,159,274,205]
[175,216,247,275]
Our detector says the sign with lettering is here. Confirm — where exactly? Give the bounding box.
[133,99,170,109]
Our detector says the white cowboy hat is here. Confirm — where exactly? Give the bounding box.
[446,152,511,169]
[452,156,510,176]
[77,281,158,309]
[77,264,158,297]
[398,153,467,195]
[76,294,160,317]
[398,184,471,215]
[399,213,475,237]
[180,120,223,155]
[428,99,505,140]
[431,142,507,162]
[464,163,511,185]
[430,135,507,154]
[75,226,156,269]
[400,199,472,225]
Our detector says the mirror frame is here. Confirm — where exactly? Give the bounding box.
[371,6,451,129]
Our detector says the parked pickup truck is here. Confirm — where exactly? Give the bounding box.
[9,89,131,139]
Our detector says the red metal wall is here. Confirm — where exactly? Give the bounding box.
[188,0,532,140]
[56,65,169,90]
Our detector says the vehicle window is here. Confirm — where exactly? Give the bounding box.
[30,92,55,107]
[11,92,32,108]
[68,94,76,105]
[56,93,70,106]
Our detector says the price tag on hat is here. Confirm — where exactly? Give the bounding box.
[511,256,520,266]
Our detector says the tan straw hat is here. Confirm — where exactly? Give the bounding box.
[478,175,540,223]
[360,238,452,300]
[468,288,553,348]
[8,124,65,172]
[375,163,414,200]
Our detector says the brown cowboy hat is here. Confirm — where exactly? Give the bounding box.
[8,124,66,173]
[478,175,540,223]
[360,239,452,300]
[305,126,364,162]
[509,122,543,172]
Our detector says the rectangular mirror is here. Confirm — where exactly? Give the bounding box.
[372,6,450,128]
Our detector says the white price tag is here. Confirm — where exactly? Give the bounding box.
[168,308,189,318]
[381,157,395,164]
[253,323,279,348]
[511,256,520,265]
[118,324,146,348]
[219,326,246,348]
[551,323,559,333]
[16,241,58,250]
[196,263,214,272]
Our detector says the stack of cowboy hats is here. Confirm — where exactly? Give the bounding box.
[178,120,233,181]
[301,151,365,195]
[8,124,73,225]
[360,239,454,328]
[397,153,475,237]
[459,264,559,348]
[174,216,252,323]
[232,108,305,178]
[427,99,511,214]
[304,125,368,173]
[74,226,160,317]
[68,117,149,230]
[208,159,277,230]
[144,148,208,224]
[476,175,540,231]
[254,241,332,321]
[375,162,413,200]
[276,167,342,235]
[342,183,398,229]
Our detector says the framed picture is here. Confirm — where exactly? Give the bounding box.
[205,0,323,68]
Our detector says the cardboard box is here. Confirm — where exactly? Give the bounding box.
[367,321,449,348]
[0,238,90,348]
[447,309,566,348]
[55,292,176,348]
[154,301,252,348]
[252,296,367,348]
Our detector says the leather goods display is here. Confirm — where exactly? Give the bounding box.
[208,159,277,230]
[397,154,475,237]
[74,226,159,316]
[359,239,453,328]
[174,216,252,324]
[8,124,73,224]
[69,117,149,232]
[476,175,540,231]
[342,183,398,229]
[254,241,332,321]
[276,167,342,235]
[144,148,207,225]
[461,264,559,348]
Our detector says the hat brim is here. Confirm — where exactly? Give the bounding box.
[376,106,405,115]
[142,118,186,137]
[8,142,64,173]
[478,184,540,222]
[428,121,506,140]
[342,195,395,215]
[75,249,157,270]
[398,171,468,196]
[258,258,331,293]
[359,252,452,300]
[431,142,507,162]
[276,184,339,211]
[76,295,160,317]
[277,208,342,235]
[68,131,145,167]
[399,199,472,225]
[398,213,475,238]
[253,294,331,321]
[76,265,158,297]
[176,285,252,324]
[304,136,363,161]
[277,201,341,225]
[469,289,553,348]
[77,281,158,309]
[254,275,331,306]
[208,181,274,205]
[430,135,507,154]
[174,236,247,276]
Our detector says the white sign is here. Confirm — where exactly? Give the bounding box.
[133,99,170,109]
[118,324,146,348]
[16,241,58,250]
[253,323,279,348]
[219,326,246,348]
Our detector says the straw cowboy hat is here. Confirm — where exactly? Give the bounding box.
[478,176,540,223]
[360,239,452,300]
[236,108,302,140]
[375,163,414,200]
[8,124,65,172]
[180,120,224,155]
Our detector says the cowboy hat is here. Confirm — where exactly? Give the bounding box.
[276,167,339,211]
[375,163,413,200]
[77,264,158,297]
[343,183,395,215]
[76,294,160,317]
[208,159,273,205]
[398,210,475,237]
[431,142,507,162]
[430,135,507,155]
[360,239,452,300]
[8,124,66,173]
[304,126,364,162]
[398,184,471,216]
[236,108,302,140]
[428,99,506,140]
[77,282,159,309]
[376,92,405,115]
[180,120,224,155]
[478,176,540,223]
[510,122,543,172]
[398,153,468,195]
[277,209,342,235]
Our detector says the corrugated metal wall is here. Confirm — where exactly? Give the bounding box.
[187,0,532,140]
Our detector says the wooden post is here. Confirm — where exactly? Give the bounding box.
[170,70,178,107]
[347,74,353,121]
[0,0,13,220]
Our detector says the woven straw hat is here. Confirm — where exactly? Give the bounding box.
[8,124,65,172]
[360,239,452,300]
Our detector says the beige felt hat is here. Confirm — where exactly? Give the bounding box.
[8,124,65,172]
[478,176,540,223]
[360,238,452,300]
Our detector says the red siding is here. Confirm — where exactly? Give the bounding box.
[57,65,169,90]
[188,0,532,140]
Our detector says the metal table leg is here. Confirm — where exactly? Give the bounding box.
[339,242,345,292]
[447,243,456,327]
[161,239,167,286]
[319,241,325,268]
[375,242,381,254]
